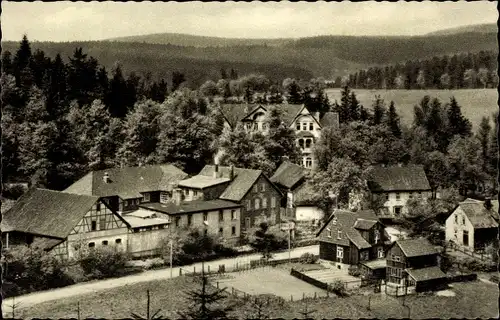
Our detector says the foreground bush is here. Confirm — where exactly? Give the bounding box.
[348,265,361,277]
[2,245,74,297]
[299,252,318,264]
[77,246,130,279]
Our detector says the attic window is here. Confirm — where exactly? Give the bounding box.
[337,230,342,239]
[327,228,332,238]
[332,217,337,225]
[309,123,313,131]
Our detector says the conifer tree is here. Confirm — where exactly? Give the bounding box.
[371,95,386,126]
[477,116,492,173]
[385,101,402,138]
[446,97,472,138]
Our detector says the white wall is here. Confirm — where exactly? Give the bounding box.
[296,206,324,221]
[445,206,475,249]
[382,191,432,216]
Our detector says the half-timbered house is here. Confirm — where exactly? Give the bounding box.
[1,188,130,260]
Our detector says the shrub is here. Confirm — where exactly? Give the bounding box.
[461,258,496,272]
[330,280,348,297]
[348,265,361,277]
[2,184,27,199]
[299,253,318,264]
[77,246,129,279]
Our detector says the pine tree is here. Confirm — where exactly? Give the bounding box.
[106,63,129,118]
[286,80,303,104]
[349,91,361,122]
[172,71,186,92]
[477,116,492,173]
[333,86,352,123]
[177,263,233,320]
[230,68,238,80]
[2,50,14,75]
[446,97,472,138]
[220,68,228,80]
[385,101,402,138]
[13,35,32,74]
[371,95,386,126]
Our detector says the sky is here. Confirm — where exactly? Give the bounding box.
[2,1,498,42]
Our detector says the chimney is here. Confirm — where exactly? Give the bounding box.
[230,165,235,180]
[103,172,111,183]
[173,188,182,206]
[214,164,219,179]
[484,198,492,210]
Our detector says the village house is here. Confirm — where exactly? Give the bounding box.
[64,164,188,213]
[386,238,447,295]
[196,165,283,233]
[316,209,389,272]
[445,198,499,252]
[270,161,324,221]
[218,103,339,169]
[367,164,432,217]
[1,188,130,260]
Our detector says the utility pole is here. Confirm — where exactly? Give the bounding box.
[170,240,173,278]
[288,227,291,263]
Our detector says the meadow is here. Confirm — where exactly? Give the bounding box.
[325,89,498,129]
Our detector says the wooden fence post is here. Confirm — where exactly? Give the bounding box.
[314,292,317,299]
[193,266,196,274]
[217,281,219,289]
[208,265,210,274]
[291,295,293,302]
[179,269,182,276]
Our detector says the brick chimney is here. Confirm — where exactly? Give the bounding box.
[103,172,111,183]
[230,165,235,180]
[214,164,219,179]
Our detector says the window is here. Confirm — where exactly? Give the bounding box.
[454,229,458,238]
[232,226,236,235]
[219,210,224,222]
[261,183,266,192]
[271,197,276,208]
[296,122,301,130]
[160,192,170,203]
[332,217,337,225]
[395,192,401,200]
[336,247,344,258]
[455,214,458,223]
[245,217,251,229]
[305,139,312,148]
[302,123,307,130]
[203,212,208,222]
[204,229,208,236]
[262,198,268,208]
[385,193,389,200]
[102,240,108,246]
[254,185,259,193]
[409,193,413,199]
[255,198,260,210]
[337,230,342,239]
[188,214,193,226]
[298,139,305,149]
[91,220,97,231]
[394,255,401,262]
[96,202,101,211]
[247,200,252,210]
[143,193,150,202]
[394,206,402,215]
[219,227,224,236]
[88,242,95,248]
[175,217,181,227]
[231,210,236,220]
[418,191,422,198]
[374,230,380,243]
[305,158,312,168]
[309,123,313,131]
[462,217,465,225]
[327,228,332,238]
[377,247,384,258]
[115,239,122,244]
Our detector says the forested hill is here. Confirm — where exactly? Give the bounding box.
[425,23,497,36]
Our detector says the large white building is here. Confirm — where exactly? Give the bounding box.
[218,103,339,169]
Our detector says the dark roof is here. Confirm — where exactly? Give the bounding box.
[178,176,230,189]
[396,238,440,258]
[199,165,280,202]
[293,182,318,206]
[140,199,241,215]
[368,164,431,192]
[353,219,378,230]
[219,104,304,128]
[270,161,308,190]
[457,199,499,228]
[64,164,188,199]
[406,266,447,282]
[361,259,387,270]
[32,237,65,251]
[317,209,380,249]
[320,112,340,128]
[1,188,100,239]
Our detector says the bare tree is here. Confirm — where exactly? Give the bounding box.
[131,290,164,320]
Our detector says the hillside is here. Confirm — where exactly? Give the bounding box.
[426,23,497,36]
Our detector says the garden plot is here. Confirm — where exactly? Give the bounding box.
[214,267,328,300]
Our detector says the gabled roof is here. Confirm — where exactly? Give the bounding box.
[270,161,308,190]
[199,165,282,202]
[140,199,241,215]
[395,238,440,258]
[219,104,304,128]
[456,199,499,229]
[64,164,188,199]
[178,176,231,189]
[406,266,446,282]
[320,112,340,128]
[1,188,100,239]
[368,164,431,192]
[354,219,378,230]
[317,209,380,249]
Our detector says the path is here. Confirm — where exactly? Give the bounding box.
[2,245,318,310]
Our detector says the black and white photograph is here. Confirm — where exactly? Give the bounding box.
[1,1,498,318]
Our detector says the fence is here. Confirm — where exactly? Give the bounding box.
[447,273,477,283]
[445,242,493,262]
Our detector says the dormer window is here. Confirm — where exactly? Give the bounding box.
[296,122,301,130]
[337,230,342,239]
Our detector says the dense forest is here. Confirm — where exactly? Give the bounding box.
[2,36,497,203]
[334,51,498,89]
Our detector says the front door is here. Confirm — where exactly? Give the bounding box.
[463,230,469,246]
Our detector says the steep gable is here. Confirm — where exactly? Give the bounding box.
[456,199,499,229]
[270,161,308,190]
[368,164,431,192]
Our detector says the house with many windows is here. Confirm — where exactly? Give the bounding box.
[196,165,283,233]
[64,164,188,213]
[386,238,447,294]
[1,188,130,260]
[218,103,339,169]
[445,198,499,252]
[316,209,389,271]
[367,164,432,217]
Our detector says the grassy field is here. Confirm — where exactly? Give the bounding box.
[12,271,498,319]
[325,89,498,129]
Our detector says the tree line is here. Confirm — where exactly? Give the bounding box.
[332,51,498,90]
[308,87,498,213]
